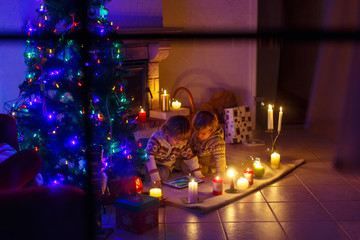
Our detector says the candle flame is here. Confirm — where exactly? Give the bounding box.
[228,169,235,177]
[216,176,219,181]
[254,160,261,167]
[280,106,283,112]
[164,90,167,95]
[268,104,273,110]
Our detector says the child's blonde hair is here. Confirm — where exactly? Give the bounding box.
[192,111,219,132]
[161,115,191,140]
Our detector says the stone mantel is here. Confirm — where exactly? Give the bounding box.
[118,27,183,110]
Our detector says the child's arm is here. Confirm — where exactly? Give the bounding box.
[145,137,161,183]
[209,139,226,177]
[181,145,204,179]
[145,155,161,183]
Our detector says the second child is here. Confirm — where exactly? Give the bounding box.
[191,111,226,177]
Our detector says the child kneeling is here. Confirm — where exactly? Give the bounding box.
[191,111,226,177]
[145,115,204,188]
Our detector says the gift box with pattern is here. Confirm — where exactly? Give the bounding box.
[114,193,159,234]
[224,106,253,143]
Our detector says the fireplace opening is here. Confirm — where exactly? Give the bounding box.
[121,60,149,116]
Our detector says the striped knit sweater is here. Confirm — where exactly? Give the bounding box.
[145,131,204,182]
[190,126,226,177]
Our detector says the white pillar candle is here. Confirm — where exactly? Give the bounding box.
[188,179,198,203]
[149,188,162,199]
[271,152,281,168]
[160,90,170,111]
[227,169,235,191]
[277,106,283,132]
[171,100,181,109]
[268,104,273,130]
[237,177,249,190]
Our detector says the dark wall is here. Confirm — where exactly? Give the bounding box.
[257,0,327,127]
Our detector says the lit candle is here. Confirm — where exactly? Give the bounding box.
[227,169,235,191]
[171,100,181,110]
[244,168,254,185]
[138,107,146,123]
[160,90,170,111]
[237,177,249,190]
[253,160,265,177]
[213,176,223,195]
[271,152,281,169]
[268,104,273,130]
[188,179,198,203]
[149,188,162,199]
[278,106,283,132]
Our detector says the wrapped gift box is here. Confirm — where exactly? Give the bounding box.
[114,193,159,234]
[224,106,253,143]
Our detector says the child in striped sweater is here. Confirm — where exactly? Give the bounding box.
[190,111,226,178]
[145,115,204,188]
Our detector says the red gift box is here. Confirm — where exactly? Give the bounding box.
[114,193,159,234]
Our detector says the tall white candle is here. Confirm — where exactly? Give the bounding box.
[268,104,273,130]
[161,90,170,111]
[188,179,198,203]
[278,106,283,132]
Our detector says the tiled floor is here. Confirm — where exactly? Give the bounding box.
[101,125,360,240]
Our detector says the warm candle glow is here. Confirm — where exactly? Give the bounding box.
[278,106,283,132]
[172,100,181,109]
[213,176,223,195]
[268,104,274,130]
[188,179,198,203]
[149,188,162,199]
[161,90,170,111]
[253,159,265,177]
[227,169,235,177]
[271,152,281,168]
[138,107,146,123]
[237,177,249,190]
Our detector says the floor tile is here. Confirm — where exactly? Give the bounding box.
[108,223,165,240]
[337,221,360,240]
[280,221,350,240]
[269,202,332,221]
[223,222,288,240]
[219,202,276,222]
[307,185,360,201]
[296,171,348,186]
[270,174,302,186]
[261,185,316,202]
[164,205,220,223]
[166,223,226,240]
[237,191,266,202]
[322,201,360,221]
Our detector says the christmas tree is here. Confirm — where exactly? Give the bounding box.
[8,0,147,190]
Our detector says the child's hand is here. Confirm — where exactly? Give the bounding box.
[152,180,162,188]
[199,177,212,181]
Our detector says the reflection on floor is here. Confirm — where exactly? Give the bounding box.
[101,125,360,240]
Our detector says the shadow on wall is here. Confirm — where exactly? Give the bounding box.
[170,68,246,110]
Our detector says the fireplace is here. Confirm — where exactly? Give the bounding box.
[119,34,180,116]
[121,60,148,115]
